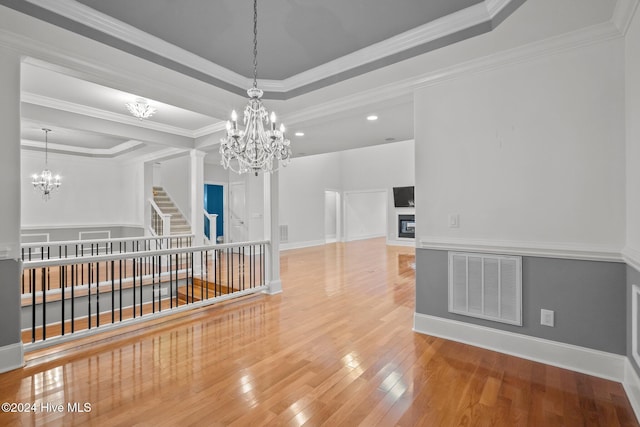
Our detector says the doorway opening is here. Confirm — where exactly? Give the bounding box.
[324,190,341,243]
[204,183,224,243]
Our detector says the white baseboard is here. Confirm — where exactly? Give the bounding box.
[413,313,625,382]
[266,279,282,295]
[0,342,24,374]
[387,238,415,247]
[345,233,386,243]
[280,239,325,251]
[624,359,640,422]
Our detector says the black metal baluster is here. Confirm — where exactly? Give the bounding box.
[132,258,136,318]
[41,267,46,341]
[111,260,115,324]
[139,257,143,317]
[31,269,36,343]
[71,264,75,333]
[119,259,123,322]
[88,263,92,330]
[61,264,65,336]
[96,262,100,328]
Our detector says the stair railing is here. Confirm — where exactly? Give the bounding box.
[149,198,171,236]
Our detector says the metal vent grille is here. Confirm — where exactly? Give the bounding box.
[448,252,522,326]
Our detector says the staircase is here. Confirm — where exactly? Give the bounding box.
[152,186,191,235]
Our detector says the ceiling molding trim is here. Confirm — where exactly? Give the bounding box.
[192,122,228,139]
[22,138,145,158]
[23,0,252,90]
[264,2,496,92]
[484,0,516,17]
[612,0,640,35]
[21,92,197,138]
[285,21,622,126]
[22,0,520,95]
[122,147,189,165]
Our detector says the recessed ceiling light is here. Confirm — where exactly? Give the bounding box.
[295,132,305,137]
[367,115,378,121]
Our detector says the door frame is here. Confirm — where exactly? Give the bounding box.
[205,180,228,243]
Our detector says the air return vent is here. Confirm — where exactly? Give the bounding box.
[448,252,522,326]
[279,225,289,243]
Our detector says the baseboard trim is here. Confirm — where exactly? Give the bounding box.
[0,342,24,374]
[387,239,416,247]
[280,240,326,251]
[413,313,625,382]
[267,279,283,295]
[346,233,386,243]
[624,359,640,422]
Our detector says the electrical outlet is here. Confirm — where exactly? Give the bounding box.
[448,214,460,228]
[540,309,554,327]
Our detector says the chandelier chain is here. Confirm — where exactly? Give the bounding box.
[252,0,258,88]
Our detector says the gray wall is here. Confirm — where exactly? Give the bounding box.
[0,259,21,347]
[416,249,627,354]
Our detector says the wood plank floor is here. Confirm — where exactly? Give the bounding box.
[0,238,637,426]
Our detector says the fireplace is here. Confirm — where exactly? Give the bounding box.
[398,214,415,238]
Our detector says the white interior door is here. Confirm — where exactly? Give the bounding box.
[229,181,247,243]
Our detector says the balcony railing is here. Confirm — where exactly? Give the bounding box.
[20,234,194,263]
[21,240,268,349]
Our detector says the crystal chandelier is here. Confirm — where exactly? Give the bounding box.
[32,128,61,201]
[220,0,291,176]
[126,99,156,120]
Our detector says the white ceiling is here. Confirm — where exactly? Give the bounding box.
[1,0,538,164]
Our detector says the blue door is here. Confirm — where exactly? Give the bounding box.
[204,184,224,241]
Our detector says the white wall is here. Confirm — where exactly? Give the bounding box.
[279,152,342,248]
[341,140,415,244]
[626,5,640,258]
[344,190,387,241]
[415,38,626,251]
[279,141,415,248]
[160,155,190,220]
[21,151,142,228]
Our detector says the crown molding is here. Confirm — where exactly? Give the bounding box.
[21,92,199,137]
[22,0,520,94]
[23,0,252,90]
[284,20,622,126]
[612,0,639,35]
[623,246,640,272]
[21,138,144,158]
[22,92,226,139]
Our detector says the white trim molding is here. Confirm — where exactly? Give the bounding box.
[280,239,326,252]
[413,313,626,382]
[21,0,524,94]
[419,236,623,263]
[623,247,640,272]
[613,0,640,35]
[0,342,24,374]
[624,358,640,423]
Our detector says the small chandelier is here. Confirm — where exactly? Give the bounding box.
[126,99,156,120]
[32,128,61,201]
[220,0,291,176]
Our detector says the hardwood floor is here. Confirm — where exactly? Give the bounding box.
[0,238,637,426]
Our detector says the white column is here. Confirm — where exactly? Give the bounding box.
[264,170,282,294]
[190,150,206,246]
[0,45,24,372]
